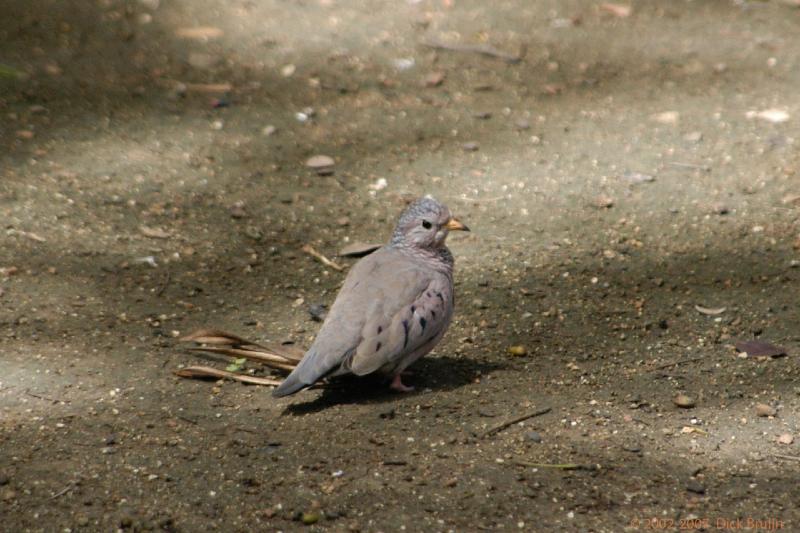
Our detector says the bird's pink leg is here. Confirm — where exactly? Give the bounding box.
[390,373,415,393]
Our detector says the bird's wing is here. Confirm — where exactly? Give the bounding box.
[272,247,446,397]
[345,270,452,376]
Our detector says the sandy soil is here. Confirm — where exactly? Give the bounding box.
[2,0,800,531]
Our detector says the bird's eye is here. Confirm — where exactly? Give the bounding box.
[421,220,432,229]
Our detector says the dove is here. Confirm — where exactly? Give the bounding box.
[272,196,469,397]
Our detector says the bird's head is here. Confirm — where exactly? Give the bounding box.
[391,196,469,250]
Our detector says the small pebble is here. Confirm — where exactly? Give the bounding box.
[525,431,542,443]
[308,303,327,322]
[301,512,320,525]
[686,479,706,494]
[684,131,703,143]
[306,155,334,168]
[229,202,247,219]
[424,71,445,87]
[755,403,777,417]
[507,345,527,356]
[306,155,335,175]
[593,195,614,209]
[673,394,696,408]
[712,203,730,215]
[119,514,134,528]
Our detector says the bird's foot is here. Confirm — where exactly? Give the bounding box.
[389,373,415,393]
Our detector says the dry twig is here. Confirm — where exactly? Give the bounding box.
[773,454,800,462]
[515,461,600,471]
[174,366,284,386]
[422,39,526,63]
[483,407,552,437]
[302,244,344,271]
[653,356,705,370]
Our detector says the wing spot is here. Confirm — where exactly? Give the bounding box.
[376,342,382,352]
[419,316,427,332]
[377,325,382,334]
[431,310,436,319]
[436,291,444,304]
[402,320,410,348]
[411,305,416,314]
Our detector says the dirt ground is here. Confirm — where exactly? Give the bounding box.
[2,0,800,531]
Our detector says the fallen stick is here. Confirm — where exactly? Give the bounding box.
[483,406,551,437]
[176,329,306,387]
[667,161,711,172]
[302,244,344,271]
[181,328,304,362]
[174,366,284,386]
[158,79,233,93]
[186,346,297,372]
[25,389,69,404]
[156,270,171,297]
[653,356,706,370]
[49,483,75,500]
[421,39,526,64]
[773,454,800,462]
[515,461,600,471]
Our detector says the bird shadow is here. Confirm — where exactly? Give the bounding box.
[282,355,503,416]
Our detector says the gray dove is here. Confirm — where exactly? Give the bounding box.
[272,196,469,397]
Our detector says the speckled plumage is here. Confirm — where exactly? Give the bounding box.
[272,197,468,397]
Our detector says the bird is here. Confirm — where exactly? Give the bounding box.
[272,196,469,397]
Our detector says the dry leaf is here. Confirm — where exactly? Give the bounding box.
[695,304,726,316]
[600,3,632,18]
[735,340,787,358]
[139,225,170,239]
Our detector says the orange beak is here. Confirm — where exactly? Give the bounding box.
[445,217,470,232]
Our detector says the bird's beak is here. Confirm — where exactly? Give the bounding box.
[445,217,470,232]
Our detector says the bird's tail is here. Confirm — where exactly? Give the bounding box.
[179,329,303,373]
